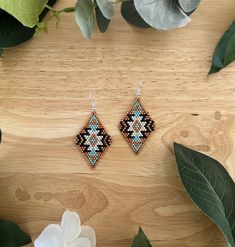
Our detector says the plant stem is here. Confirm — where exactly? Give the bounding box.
[45,5,75,14]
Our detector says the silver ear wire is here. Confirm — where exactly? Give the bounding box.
[136,81,143,98]
[89,93,96,112]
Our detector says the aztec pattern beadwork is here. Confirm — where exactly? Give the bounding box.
[120,98,155,154]
[75,112,112,167]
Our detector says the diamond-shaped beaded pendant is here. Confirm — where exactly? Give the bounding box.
[75,111,112,167]
[120,96,155,154]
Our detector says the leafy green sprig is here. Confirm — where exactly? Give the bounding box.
[36,5,75,33]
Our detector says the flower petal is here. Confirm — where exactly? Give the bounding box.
[61,210,81,243]
[68,237,91,247]
[34,224,63,247]
[80,226,96,247]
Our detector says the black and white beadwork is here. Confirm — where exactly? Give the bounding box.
[75,112,112,167]
[120,98,155,154]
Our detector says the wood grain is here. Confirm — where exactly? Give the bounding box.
[1,0,235,246]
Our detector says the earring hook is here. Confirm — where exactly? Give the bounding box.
[136,81,143,98]
[89,93,96,112]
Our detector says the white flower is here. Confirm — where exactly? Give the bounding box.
[34,211,96,247]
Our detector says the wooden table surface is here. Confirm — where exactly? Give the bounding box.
[1,0,235,246]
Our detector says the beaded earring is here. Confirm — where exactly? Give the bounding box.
[75,95,112,167]
[120,82,155,154]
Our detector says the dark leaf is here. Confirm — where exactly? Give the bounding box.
[131,227,152,247]
[0,220,32,247]
[95,6,110,33]
[174,143,235,247]
[209,21,235,74]
[0,0,57,48]
[0,128,1,143]
[121,0,151,29]
[0,49,3,57]
[0,12,35,48]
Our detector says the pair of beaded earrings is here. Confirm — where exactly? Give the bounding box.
[75,82,155,167]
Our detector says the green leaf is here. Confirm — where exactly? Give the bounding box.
[178,0,201,12]
[134,0,191,30]
[209,21,235,74]
[63,7,75,13]
[0,49,3,57]
[0,220,32,247]
[0,0,48,28]
[131,227,152,247]
[121,0,150,29]
[0,0,57,48]
[174,143,235,247]
[0,11,35,48]
[96,0,114,19]
[75,0,95,40]
[95,5,111,33]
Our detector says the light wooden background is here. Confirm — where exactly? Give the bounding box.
[1,0,235,246]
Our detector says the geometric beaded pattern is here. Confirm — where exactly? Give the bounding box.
[120,98,155,154]
[75,112,112,167]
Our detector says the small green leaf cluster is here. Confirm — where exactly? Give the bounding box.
[0,0,202,53]
[74,0,202,39]
[36,5,75,33]
[1,0,235,73]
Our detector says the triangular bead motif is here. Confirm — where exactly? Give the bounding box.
[75,112,112,167]
[120,98,155,154]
